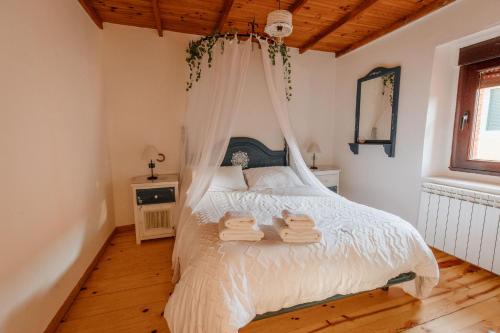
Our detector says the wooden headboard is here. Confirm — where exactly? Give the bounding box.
[221,137,288,169]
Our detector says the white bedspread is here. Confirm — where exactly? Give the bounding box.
[164,189,439,333]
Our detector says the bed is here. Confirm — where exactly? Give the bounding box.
[164,137,439,333]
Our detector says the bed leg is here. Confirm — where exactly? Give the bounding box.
[381,286,389,291]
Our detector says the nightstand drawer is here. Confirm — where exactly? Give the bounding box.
[136,187,175,205]
[315,174,339,187]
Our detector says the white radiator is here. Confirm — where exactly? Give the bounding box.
[417,182,500,275]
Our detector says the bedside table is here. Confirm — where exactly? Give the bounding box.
[131,174,179,244]
[311,166,341,193]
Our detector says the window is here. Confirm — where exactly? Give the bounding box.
[450,36,500,176]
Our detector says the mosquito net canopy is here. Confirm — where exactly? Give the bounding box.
[172,35,331,282]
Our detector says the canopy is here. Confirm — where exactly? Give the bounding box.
[172,36,331,282]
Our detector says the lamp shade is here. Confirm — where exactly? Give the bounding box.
[307,142,321,154]
[265,9,293,38]
[142,145,159,161]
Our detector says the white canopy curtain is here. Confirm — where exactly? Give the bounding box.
[257,39,332,194]
[173,35,332,282]
[173,37,252,282]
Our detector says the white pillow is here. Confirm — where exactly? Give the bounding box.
[208,166,248,192]
[243,166,304,190]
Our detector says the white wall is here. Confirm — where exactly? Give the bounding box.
[103,26,189,227]
[103,24,336,226]
[333,0,500,224]
[0,1,114,332]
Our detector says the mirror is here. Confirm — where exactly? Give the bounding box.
[349,66,401,157]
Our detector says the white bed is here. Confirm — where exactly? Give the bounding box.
[164,186,439,333]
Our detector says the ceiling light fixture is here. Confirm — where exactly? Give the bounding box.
[264,0,293,40]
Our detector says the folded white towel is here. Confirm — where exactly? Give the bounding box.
[218,219,264,241]
[282,209,315,229]
[221,211,256,230]
[273,217,321,243]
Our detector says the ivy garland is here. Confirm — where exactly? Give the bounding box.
[186,35,220,91]
[186,34,293,100]
[268,42,292,100]
[382,73,395,106]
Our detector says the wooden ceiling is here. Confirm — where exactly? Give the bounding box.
[79,0,455,57]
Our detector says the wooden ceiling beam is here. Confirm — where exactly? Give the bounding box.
[78,0,103,29]
[299,0,379,54]
[152,0,163,37]
[214,0,234,33]
[289,0,309,14]
[336,0,456,57]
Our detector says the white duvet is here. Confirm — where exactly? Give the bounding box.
[164,188,439,333]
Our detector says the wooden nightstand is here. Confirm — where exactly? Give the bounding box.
[131,174,179,244]
[311,166,341,193]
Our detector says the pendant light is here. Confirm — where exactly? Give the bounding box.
[264,0,293,40]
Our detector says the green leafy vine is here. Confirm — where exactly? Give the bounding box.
[186,34,293,100]
[186,35,219,91]
[268,42,292,100]
[382,73,395,106]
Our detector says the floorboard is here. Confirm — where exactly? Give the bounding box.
[56,230,500,333]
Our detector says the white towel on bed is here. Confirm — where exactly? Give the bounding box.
[218,219,264,241]
[221,211,256,230]
[273,217,321,243]
[282,209,315,229]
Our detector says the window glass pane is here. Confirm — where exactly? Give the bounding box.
[470,84,500,162]
[486,88,500,131]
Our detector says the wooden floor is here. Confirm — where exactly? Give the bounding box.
[56,230,500,333]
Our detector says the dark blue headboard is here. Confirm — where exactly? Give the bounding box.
[221,137,288,169]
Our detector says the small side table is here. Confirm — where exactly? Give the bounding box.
[311,166,341,193]
[131,174,179,244]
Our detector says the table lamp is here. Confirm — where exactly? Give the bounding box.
[307,142,321,170]
[142,145,165,180]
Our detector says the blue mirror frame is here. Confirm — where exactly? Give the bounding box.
[348,66,401,157]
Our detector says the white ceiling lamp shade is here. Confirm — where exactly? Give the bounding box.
[264,9,293,39]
